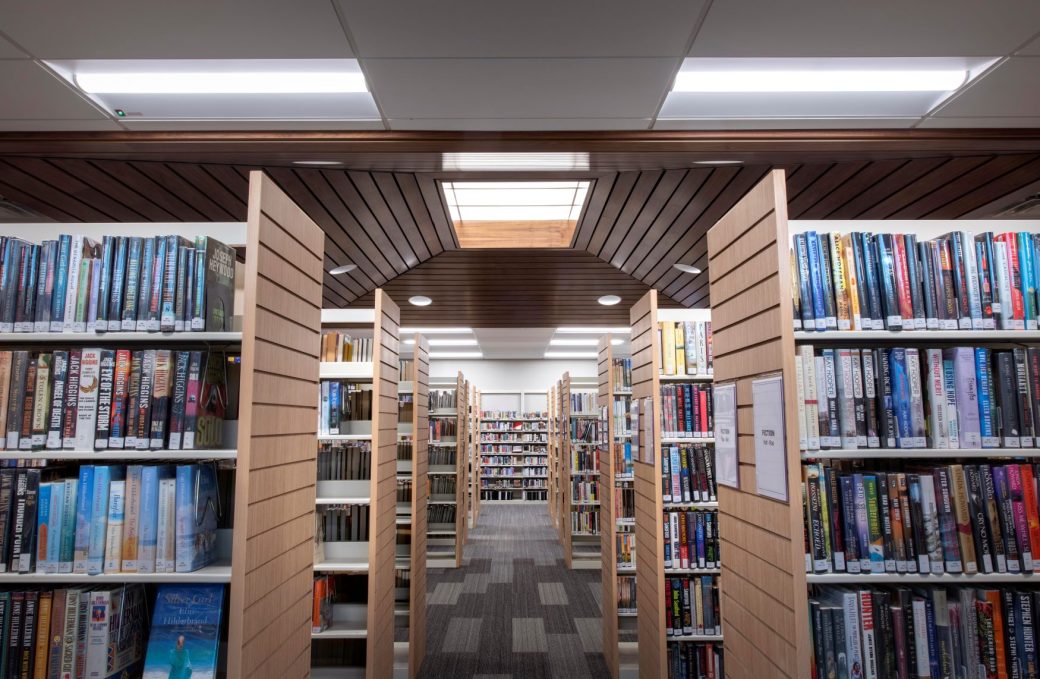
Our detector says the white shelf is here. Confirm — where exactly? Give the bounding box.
[311,668,365,679]
[311,623,367,640]
[806,571,1040,584]
[0,331,242,344]
[665,567,721,575]
[318,434,372,442]
[794,330,1040,343]
[428,500,457,505]
[669,634,724,642]
[802,448,1040,460]
[316,497,371,505]
[0,561,232,583]
[314,561,369,573]
[0,448,236,461]
[663,501,718,509]
[429,411,457,417]
[618,611,638,618]
[659,374,713,382]
[319,362,373,380]
[661,437,715,445]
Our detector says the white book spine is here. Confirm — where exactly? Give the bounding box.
[63,235,84,332]
[962,231,985,329]
[795,354,807,451]
[74,348,101,450]
[103,479,124,573]
[905,349,928,448]
[801,347,820,451]
[994,241,1014,330]
[926,349,949,449]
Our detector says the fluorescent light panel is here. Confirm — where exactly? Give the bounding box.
[544,351,598,359]
[549,339,598,346]
[429,351,483,359]
[674,69,965,92]
[443,181,590,224]
[442,153,590,171]
[76,70,367,94]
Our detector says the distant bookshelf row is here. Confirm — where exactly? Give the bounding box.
[793,228,1040,333]
[0,233,235,335]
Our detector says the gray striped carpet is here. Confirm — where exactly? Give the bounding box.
[418,504,609,678]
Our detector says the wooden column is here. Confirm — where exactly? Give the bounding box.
[631,291,667,678]
[456,371,467,565]
[228,171,324,679]
[561,371,574,568]
[599,336,620,679]
[706,169,809,678]
[368,289,401,678]
[409,335,429,678]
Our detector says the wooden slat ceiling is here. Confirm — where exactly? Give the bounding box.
[0,153,1038,325]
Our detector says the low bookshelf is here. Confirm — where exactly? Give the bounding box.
[427,372,467,568]
[0,171,324,679]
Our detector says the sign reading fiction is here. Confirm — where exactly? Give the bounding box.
[752,375,788,502]
[713,382,739,489]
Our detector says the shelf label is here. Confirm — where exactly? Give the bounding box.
[714,382,739,490]
[753,375,789,502]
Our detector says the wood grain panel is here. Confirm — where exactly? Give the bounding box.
[561,372,573,569]
[229,171,323,679]
[599,337,619,679]
[456,371,468,563]
[410,335,429,678]
[705,170,809,679]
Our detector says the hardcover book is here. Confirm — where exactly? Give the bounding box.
[143,584,225,679]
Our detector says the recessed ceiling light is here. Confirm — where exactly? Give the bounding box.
[673,263,702,275]
[294,160,345,167]
[428,339,479,346]
[556,327,632,334]
[409,296,433,307]
[544,351,599,359]
[429,351,483,359]
[329,263,357,275]
[74,69,367,94]
[673,67,966,93]
[693,160,743,166]
[442,153,590,171]
[549,339,599,346]
[399,327,473,334]
[597,295,622,306]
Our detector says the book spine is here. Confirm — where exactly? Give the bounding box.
[49,235,71,332]
[73,348,100,451]
[1021,231,1039,329]
[173,243,188,332]
[149,349,172,448]
[843,235,863,330]
[174,464,196,572]
[72,465,93,573]
[72,255,91,332]
[93,349,114,449]
[182,350,202,449]
[975,234,996,329]
[45,350,67,450]
[1015,348,1035,447]
[937,238,960,330]
[996,351,1021,447]
[167,350,189,449]
[102,478,125,573]
[980,464,1008,573]
[137,465,159,573]
[949,465,977,574]
[58,477,76,573]
[192,237,207,330]
[805,232,831,330]
[817,233,838,330]
[903,234,926,329]
[121,236,142,330]
[821,352,841,448]
[160,234,179,331]
[108,349,131,449]
[31,241,50,333]
[1008,464,1034,570]
[106,235,127,330]
[1005,233,1026,329]
[926,349,949,449]
[948,347,982,449]
[155,474,176,572]
[95,235,113,332]
[889,348,912,448]
[135,349,154,449]
[120,464,142,572]
[183,245,195,332]
[942,357,960,449]
[918,240,940,330]
[135,236,154,331]
[950,232,972,329]
[830,233,851,330]
[794,235,816,330]
[905,348,927,448]
[30,353,52,449]
[892,233,914,325]
[147,235,165,330]
[962,230,985,329]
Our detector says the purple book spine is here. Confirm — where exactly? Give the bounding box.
[1007,464,1034,569]
[949,347,982,448]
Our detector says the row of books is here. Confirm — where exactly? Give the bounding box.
[480,468,545,478]
[480,421,547,432]
[660,383,714,440]
[615,483,634,521]
[317,505,370,543]
[319,331,374,362]
[481,479,545,490]
[479,432,545,443]
[0,349,227,452]
[571,507,600,534]
[0,464,218,576]
[803,462,1040,576]
[618,574,637,614]
[669,642,722,679]
[317,443,371,481]
[662,444,718,504]
[664,509,720,571]
[428,504,455,524]
[612,357,633,391]
[430,476,455,496]
[571,418,600,443]
[808,586,1040,679]
[398,393,413,422]
[793,229,1040,332]
[0,583,222,679]
[480,456,545,466]
[569,392,597,415]
[397,440,412,461]
[615,441,634,478]
[429,390,456,411]
[480,444,546,454]
[572,447,600,473]
[612,397,632,438]
[617,533,636,569]
[660,320,714,376]
[312,575,335,633]
[396,479,412,503]
[431,419,458,441]
[798,344,1040,452]
[429,448,456,466]
[0,234,235,334]
[666,575,721,638]
[318,382,372,436]
[572,479,599,503]
[480,411,547,420]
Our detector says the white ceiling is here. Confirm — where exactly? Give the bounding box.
[0,0,1037,130]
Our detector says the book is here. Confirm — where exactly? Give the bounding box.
[74,348,101,451]
[193,237,236,332]
[143,585,224,679]
[174,464,219,572]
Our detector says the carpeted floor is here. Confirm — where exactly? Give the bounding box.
[417,503,610,679]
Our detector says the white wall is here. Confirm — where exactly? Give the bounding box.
[429,359,597,391]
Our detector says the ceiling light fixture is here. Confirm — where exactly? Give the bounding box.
[597,295,622,306]
[329,263,357,275]
[556,327,631,334]
[549,339,599,347]
[673,68,966,93]
[693,160,743,166]
[442,152,590,171]
[429,351,483,359]
[673,263,702,275]
[399,327,473,334]
[544,351,599,359]
[408,296,433,307]
[75,70,367,94]
[428,339,479,346]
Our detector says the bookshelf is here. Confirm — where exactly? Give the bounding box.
[703,169,1040,678]
[548,383,559,526]
[0,171,324,678]
[560,372,602,569]
[629,295,721,679]
[469,385,480,525]
[478,393,550,504]
[427,372,467,568]
[403,335,428,678]
[312,294,402,678]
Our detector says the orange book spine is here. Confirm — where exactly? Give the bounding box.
[1019,464,1040,572]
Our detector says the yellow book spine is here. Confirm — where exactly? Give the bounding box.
[829,233,851,330]
[661,321,676,375]
[842,235,862,331]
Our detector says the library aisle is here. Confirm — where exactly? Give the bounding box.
[419,504,608,678]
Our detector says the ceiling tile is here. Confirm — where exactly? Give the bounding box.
[689,0,1040,57]
[918,116,1040,127]
[0,35,27,59]
[337,0,706,57]
[654,117,918,129]
[0,0,352,59]
[932,58,1040,117]
[366,58,675,119]
[0,61,109,120]
[388,118,652,131]
[0,118,122,130]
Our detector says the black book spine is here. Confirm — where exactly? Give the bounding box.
[121,236,142,330]
[975,234,995,328]
[107,235,127,329]
[860,233,884,329]
[876,234,901,328]
[996,351,1022,446]
[937,239,959,327]
[817,234,837,327]
[917,241,939,329]
[45,350,67,450]
[5,351,28,449]
[850,233,872,328]
[876,348,897,448]
[6,591,23,679]
[93,349,115,449]
[877,471,895,571]
[903,234,926,328]
[965,465,994,573]
[18,470,38,574]
[1013,348,1035,447]
[18,590,36,677]
[18,358,36,450]
[8,469,26,573]
[950,232,972,326]
[1028,348,1040,443]
[96,235,113,331]
[0,470,14,571]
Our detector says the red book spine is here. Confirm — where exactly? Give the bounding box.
[675,383,684,439]
[699,389,708,437]
[893,234,914,321]
[1004,233,1025,323]
[1019,463,1040,572]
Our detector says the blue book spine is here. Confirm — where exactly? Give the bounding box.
[107,236,127,326]
[1020,232,1038,329]
[329,382,341,435]
[86,465,111,574]
[695,513,705,567]
[889,348,913,447]
[805,231,828,328]
[669,447,681,502]
[193,238,207,330]
[683,384,693,436]
[679,451,690,503]
[975,347,994,444]
[793,234,815,329]
[58,477,76,572]
[1033,234,1040,330]
[35,482,50,573]
[138,465,159,573]
[95,235,113,331]
[122,236,142,329]
[45,480,63,571]
[50,234,71,332]
[73,465,94,572]
[924,596,940,679]
[175,464,196,572]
